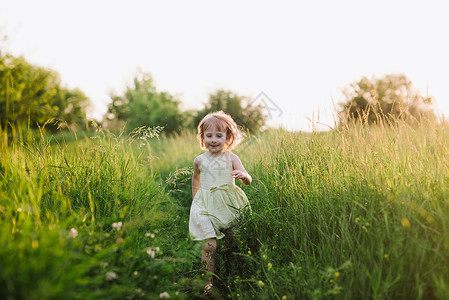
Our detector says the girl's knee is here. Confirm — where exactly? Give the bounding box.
[203,238,217,252]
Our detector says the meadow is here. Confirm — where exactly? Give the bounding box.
[1,118,449,299]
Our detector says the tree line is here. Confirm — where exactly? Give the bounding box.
[0,50,89,131]
[1,49,436,134]
[340,74,435,126]
[105,70,266,134]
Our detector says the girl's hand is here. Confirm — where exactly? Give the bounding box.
[231,170,248,180]
[230,153,252,185]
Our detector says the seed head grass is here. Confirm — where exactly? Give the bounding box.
[1,116,449,299]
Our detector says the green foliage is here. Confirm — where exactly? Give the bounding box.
[2,116,449,299]
[340,74,435,126]
[157,121,449,299]
[106,71,183,134]
[194,89,266,133]
[0,125,202,299]
[0,50,90,131]
[105,74,266,135]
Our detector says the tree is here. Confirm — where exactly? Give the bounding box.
[0,50,90,130]
[105,71,183,134]
[194,89,266,134]
[339,74,434,125]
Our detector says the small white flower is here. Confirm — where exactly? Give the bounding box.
[155,247,160,252]
[145,232,156,238]
[112,221,122,231]
[100,262,109,268]
[159,291,170,298]
[106,271,117,281]
[146,249,155,258]
[69,228,78,238]
[133,271,139,276]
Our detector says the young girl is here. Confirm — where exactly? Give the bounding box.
[189,111,252,294]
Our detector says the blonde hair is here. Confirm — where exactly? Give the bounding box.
[197,111,244,151]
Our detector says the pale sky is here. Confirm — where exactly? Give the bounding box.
[1,0,448,131]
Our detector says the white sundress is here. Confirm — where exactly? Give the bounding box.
[189,151,251,241]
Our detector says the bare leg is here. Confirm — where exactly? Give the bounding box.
[202,238,217,286]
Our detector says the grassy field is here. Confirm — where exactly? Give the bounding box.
[1,119,449,299]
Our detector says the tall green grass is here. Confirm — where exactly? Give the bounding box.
[161,120,449,299]
[1,117,449,299]
[0,125,200,299]
[212,121,449,299]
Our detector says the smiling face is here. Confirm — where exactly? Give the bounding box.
[197,111,242,152]
[203,125,227,155]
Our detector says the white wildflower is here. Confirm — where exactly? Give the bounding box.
[106,271,117,281]
[159,291,170,298]
[111,221,122,231]
[69,228,78,238]
[146,249,155,258]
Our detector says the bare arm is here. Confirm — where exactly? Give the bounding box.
[192,156,201,198]
[230,153,252,185]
